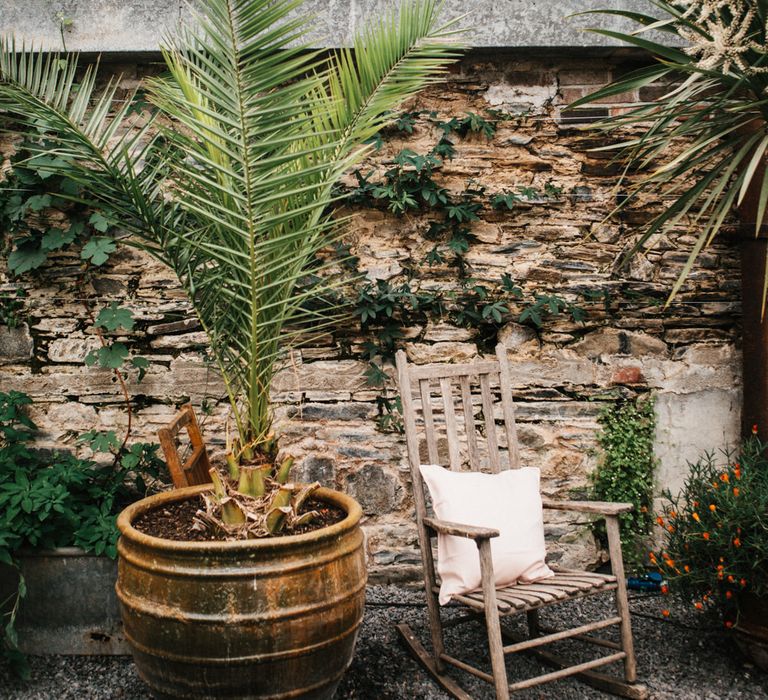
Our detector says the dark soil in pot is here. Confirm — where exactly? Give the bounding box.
[132,494,346,541]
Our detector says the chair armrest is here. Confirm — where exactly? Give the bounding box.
[423,517,499,540]
[541,498,634,516]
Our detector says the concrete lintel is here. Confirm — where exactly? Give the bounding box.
[1,0,656,53]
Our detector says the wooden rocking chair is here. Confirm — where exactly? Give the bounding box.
[395,344,648,699]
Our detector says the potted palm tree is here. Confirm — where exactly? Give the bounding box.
[0,0,461,696]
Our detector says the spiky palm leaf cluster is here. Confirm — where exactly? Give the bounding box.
[0,0,461,533]
[571,1,768,305]
[0,0,460,443]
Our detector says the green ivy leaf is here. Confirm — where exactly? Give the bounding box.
[96,343,129,369]
[59,178,82,196]
[77,430,120,453]
[131,356,149,382]
[88,212,111,232]
[8,244,47,275]
[80,237,116,266]
[28,154,70,180]
[95,303,135,332]
[26,194,52,211]
[41,227,76,251]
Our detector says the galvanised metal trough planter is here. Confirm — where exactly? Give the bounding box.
[0,547,129,655]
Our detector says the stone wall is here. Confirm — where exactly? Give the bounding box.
[0,51,742,581]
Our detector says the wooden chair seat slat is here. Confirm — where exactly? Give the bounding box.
[546,575,610,590]
[395,346,646,699]
[552,567,617,581]
[507,583,572,600]
[491,591,530,610]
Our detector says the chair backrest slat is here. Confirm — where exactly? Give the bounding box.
[419,378,440,464]
[479,372,502,473]
[439,377,462,470]
[496,344,521,469]
[459,375,480,469]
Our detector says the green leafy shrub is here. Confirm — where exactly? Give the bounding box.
[652,433,768,626]
[591,396,656,566]
[0,391,164,674]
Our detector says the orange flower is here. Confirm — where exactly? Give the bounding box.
[661,584,669,595]
[695,601,704,610]
[692,512,700,522]
[741,578,747,587]
[703,532,710,541]
[735,469,741,480]
[720,473,730,483]
[667,525,676,533]
[726,590,733,600]
[733,537,742,547]
[693,500,699,507]
[733,487,740,497]
[728,575,735,583]
[669,510,677,519]
[662,609,670,618]
[665,558,675,568]
[709,504,717,512]
[684,565,690,573]
[752,424,758,435]
[649,552,657,563]
[711,481,719,489]
[725,621,734,629]
[656,516,664,526]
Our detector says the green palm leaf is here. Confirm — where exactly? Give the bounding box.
[571,2,768,307]
[0,0,462,448]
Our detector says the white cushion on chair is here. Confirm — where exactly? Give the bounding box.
[419,464,553,605]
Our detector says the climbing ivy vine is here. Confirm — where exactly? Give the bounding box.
[331,109,596,432]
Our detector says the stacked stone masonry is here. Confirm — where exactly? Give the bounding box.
[0,53,742,581]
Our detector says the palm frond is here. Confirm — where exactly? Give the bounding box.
[573,2,768,306]
[0,0,464,447]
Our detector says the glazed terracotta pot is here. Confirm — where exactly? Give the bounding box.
[116,484,366,699]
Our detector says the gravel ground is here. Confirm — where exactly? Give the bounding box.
[2,585,767,699]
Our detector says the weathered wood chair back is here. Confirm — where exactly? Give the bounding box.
[395,344,519,518]
[158,403,212,488]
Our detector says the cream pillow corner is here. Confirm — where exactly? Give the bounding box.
[419,464,553,605]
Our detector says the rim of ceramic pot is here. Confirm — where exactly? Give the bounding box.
[117,484,363,554]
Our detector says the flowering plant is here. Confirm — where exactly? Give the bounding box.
[652,431,768,625]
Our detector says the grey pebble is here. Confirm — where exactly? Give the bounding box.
[2,586,767,699]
